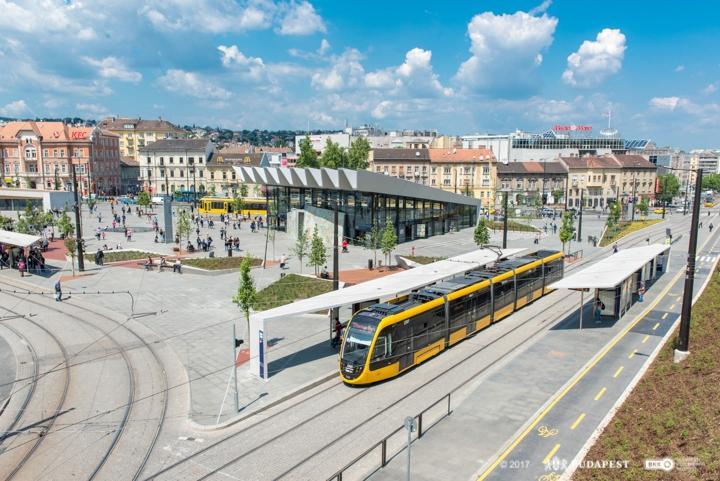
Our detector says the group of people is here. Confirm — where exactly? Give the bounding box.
[143,256,182,273]
[9,246,47,277]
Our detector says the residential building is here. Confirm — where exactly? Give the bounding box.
[497,161,568,206]
[119,157,140,194]
[0,121,121,195]
[624,139,673,168]
[139,139,214,195]
[205,150,272,196]
[294,133,351,154]
[691,149,720,175]
[99,117,188,161]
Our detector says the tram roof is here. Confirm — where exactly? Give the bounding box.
[0,229,41,248]
[232,166,482,207]
[255,247,527,321]
[550,244,670,290]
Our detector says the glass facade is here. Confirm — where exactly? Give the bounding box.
[267,186,477,244]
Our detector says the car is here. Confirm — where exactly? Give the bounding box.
[653,208,665,214]
[151,196,166,204]
[676,207,685,213]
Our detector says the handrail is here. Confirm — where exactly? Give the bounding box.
[326,392,453,481]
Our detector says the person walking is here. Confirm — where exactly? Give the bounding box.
[17,258,26,277]
[331,319,343,348]
[613,243,618,254]
[54,280,62,302]
[710,223,714,233]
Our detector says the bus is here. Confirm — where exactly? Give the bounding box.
[173,190,202,203]
[198,196,268,217]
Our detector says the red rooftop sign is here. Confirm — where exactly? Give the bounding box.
[71,131,88,139]
[553,124,592,132]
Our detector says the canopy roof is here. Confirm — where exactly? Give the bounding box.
[256,248,527,321]
[550,244,670,290]
[0,229,41,247]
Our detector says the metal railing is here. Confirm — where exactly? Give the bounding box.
[326,393,454,481]
[565,249,583,263]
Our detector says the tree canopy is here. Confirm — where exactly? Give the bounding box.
[474,218,490,246]
[296,135,319,168]
[656,173,680,202]
[702,173,720,192]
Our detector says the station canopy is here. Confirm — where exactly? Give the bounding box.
[0,229,41,248]
[255,247,527,322]
[550,244,670,290]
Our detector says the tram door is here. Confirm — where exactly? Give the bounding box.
[394,320,413,370]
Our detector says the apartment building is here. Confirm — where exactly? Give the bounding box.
[99,117,188,161]
[0,121,121,195]
[497,161,568,206]
[139,139,214,195]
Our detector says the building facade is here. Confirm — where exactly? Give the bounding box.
[204,150,271,196]
[139,139,214,195]
[497,161,568,206]
[119,157,140,194]
[99,117,188,161]
[0,121,121,195]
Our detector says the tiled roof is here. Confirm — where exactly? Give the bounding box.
[0,121,99,143]
[120,157,139,167]
[613,154,657,169]
[497,161,568,175]
[139,138,212,153]
[372,148,430,161]
[428,148,495,163]
[99,117,186,133]
[561,156,621,169]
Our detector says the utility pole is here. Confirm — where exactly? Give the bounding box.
[683,179,689,215]
[332,195,340,326]
[232,324,240,412]
[661,176,666,220]
[502,190,508,249]
[577,189,583,243]
[71,162,85,272]
[631,179,637,222]
[675,169,703,362]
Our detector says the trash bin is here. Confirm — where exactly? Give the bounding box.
[208,251,215,258]
[368,259,373,270]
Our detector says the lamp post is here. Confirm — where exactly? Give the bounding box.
[631,177,638,222]
[71,162,85,272]
[577,188,583,242]
[502,190,509,249]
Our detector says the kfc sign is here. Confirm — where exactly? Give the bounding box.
[553,124,592,132]
[71,131,88,139]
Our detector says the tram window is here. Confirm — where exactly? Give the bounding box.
[212,201,224,210]
[371,335,390,361]
[473,287,491,319]
[493,278,514,309]
[450,298,469,328]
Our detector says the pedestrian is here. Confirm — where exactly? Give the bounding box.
[127,229,132,242]
[173,258,182,273]
[17,258,25,277]
[594,297,604,321]
[638,282,646,302]
[646,237,650,245]
[250,221,256,233]
[331,319,343,348]
[280,253,287,269]
[613,243,618,254]
[342,238,348,253]
[710,223,714,233]
[55,280,62,301]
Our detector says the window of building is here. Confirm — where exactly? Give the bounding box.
[222,171,227,180]
[210,172,215,180]
[483,165,490,174]
[464,167,471,174]
[169,157,174,164]
[147,168,152,178]
[59,149,64,157]
[147,157,151,164]
[43,149,48,157]
[24,147,36,159]
[159,157,164,165]
[431,167,437,174]
[189,157,194,164]
[179,157,184,164]
[443,179,450,186]
[61,164,67,173]
[443,167,451,174]
[180,170,184,178]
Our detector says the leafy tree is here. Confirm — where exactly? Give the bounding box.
[347,137,371,170]
[702,173,720,192]
[136,191,151,210]
[57,211,74,238]
[319,138,347,168]
[176,209,192,247]
[559,211,574,254]
[552,189,564,204]
[380,218,398,267]
[637,198,650,216]
[474,218,490,246]
[607,201,621,228]
[308,225,328,276]
[363,222,381,267]
[0,215,14,231]
[15,205,54,235]
[239,183,249,198]
[232,195,245,216]
[208,185,217,196]
[64,237,77,276]
[516,193,525,206]
[232,256,257,342]
[656,173,680,203]
[296,135,319,168]
[292,228,310,273]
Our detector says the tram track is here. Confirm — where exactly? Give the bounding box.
[146,216,685,480]
[0,281,169,481]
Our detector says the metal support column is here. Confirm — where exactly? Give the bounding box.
[71,162,85,272]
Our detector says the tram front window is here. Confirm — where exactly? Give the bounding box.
[341,314,380,378]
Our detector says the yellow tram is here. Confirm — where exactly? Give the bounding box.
[340,250,564,385]
[198,197,268,217]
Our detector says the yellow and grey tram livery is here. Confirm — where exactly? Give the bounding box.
[340,249,564,385]
[198,196,268,217]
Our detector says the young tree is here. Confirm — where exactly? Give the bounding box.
[308,225,328,276]
[176,209,192,247]
[474,218,490,246]
[64,237,77,276]
[363,222,381,267]
[656,173,680,204]
[57,211,74,239]
[136,191,151,210]
[319,138,347,168]
[239,183,249,198]
[347,137,371,170]
[208,185,217,196]
[551,189,564,204]
[292,228,310,273]
[0,215,14,231]
[637,198,650,217]
[232,195,245,217]
[559,211,574,254]
[232,256,257,342]
[607,201,621,228]
[296,135,319,168]
[380,218,398,268]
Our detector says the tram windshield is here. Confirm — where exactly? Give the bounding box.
[342,314,380,361]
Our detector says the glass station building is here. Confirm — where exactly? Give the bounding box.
[233,166,481,243]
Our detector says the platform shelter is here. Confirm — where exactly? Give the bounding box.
[550,244,670,328]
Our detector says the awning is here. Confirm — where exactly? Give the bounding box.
[256,247,527,321]
[550,244,670,290]
[0,229,42,248]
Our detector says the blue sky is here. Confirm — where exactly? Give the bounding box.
[0,0,718,149]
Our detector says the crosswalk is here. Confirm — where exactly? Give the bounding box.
[697,255,717,263]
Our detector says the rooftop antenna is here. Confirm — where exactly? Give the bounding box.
[600,103,618,138]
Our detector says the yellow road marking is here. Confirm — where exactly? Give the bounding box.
[642,335,650,343]
[613,366,624,378]
[475,264,686,481]
[629,349,637,359]
[594,387,607,401]
[653,322,660,330]
[570,413,586,430]
[542,444,561,465]
[662,312,668,319]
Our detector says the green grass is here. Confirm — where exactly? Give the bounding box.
[573,267,720,480]
[183,256,262,270]
[85,250,159,263]
[252,273,334,311]
[403,255,447,265]
[488,220,539,232]
[600,219,662,247]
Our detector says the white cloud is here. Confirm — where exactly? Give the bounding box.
[278,1,326,35]
[140,0,275,33]
[288,38,331,60]
[158,69,231,99]
[0,99,30,117]
[455,9,558,96]
[702,82,718,95]
[83,56,142,83]
[309,111,335,125]
[649,96,682,111]
[562,28,626,87]
[675,64,685,72]
[218,45,266,81]
[76,103,109,117]
[318,38,331,55]
[371,100,392,119]
[311,49,365,91]
[365,48,452,98]
[529,0,552,16]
